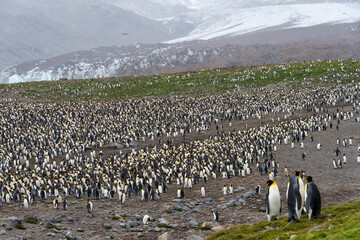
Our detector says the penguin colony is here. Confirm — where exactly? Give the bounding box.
[0,83,357,224]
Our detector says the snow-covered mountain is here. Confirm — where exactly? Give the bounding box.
[1,0,360,83]
[2,22,360,84]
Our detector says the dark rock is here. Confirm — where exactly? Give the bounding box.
[51,215,63,223]
[67,216,74,223]
[158,218,169,226]
[174,205,182,211]
[183,203,194,209]
[103,223,112,229]
[238,199,246,206]
[126,221,138,229]
[133,214,142,220]
[187,218,198,226]
[243,191,256,198]
[6,217,22,230]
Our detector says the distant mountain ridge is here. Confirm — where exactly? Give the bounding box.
[1,22,360,83]
[1,1,360,83]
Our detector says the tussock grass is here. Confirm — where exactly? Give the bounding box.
[1,59,359,101]
[208,201,360,240]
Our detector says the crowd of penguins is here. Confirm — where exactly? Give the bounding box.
[0,83,359,223]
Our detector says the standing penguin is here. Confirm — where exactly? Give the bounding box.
[87,199,93,213]
[229,184,233,194]
[212,209,220,221]
[293,171,305,213]
[265,180,281,221]
[63,198,68,210]
[287,172,302,222]
[304,176,323,220]
[222,185,227,195]
[53,198,59,209]
[201,185,206,197]
[143,215,150,225]
[23,197,29,210]
[255,185,261,195]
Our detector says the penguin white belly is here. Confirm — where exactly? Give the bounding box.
[267,190,281,221]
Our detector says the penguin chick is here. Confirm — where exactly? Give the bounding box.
[265,180,281,221]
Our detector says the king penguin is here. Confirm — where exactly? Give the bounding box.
[23,196,29,210]
[212,209,220,221]
[53,198,59,209]
[87,199,93,213]
[287,172,302,222]
[265,180,281,221]
[63,198,68,210]
[201,185,206,197]
[304,176,323,220]
[143,215,150,225]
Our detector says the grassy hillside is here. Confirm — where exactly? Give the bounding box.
[1,59,359,101]
[208,201,360,240]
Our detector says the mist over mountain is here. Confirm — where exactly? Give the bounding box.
[1,0,360,83]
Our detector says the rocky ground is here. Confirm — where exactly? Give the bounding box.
[0,105,359,240]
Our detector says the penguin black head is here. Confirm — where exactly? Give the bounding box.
[304,176,314,182]
[292,171,301,176]
[265,179,274,187]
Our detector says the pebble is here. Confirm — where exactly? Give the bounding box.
[103,223,112,229]
[286,222,294,227]
[328,225,334,229]
[290,234,297,239]
[186,234,203,240]
[0,230,6,235]
[307,225,325,234]
[62,230,76,239]
[158,231,174,240]
[47,232,55,236]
